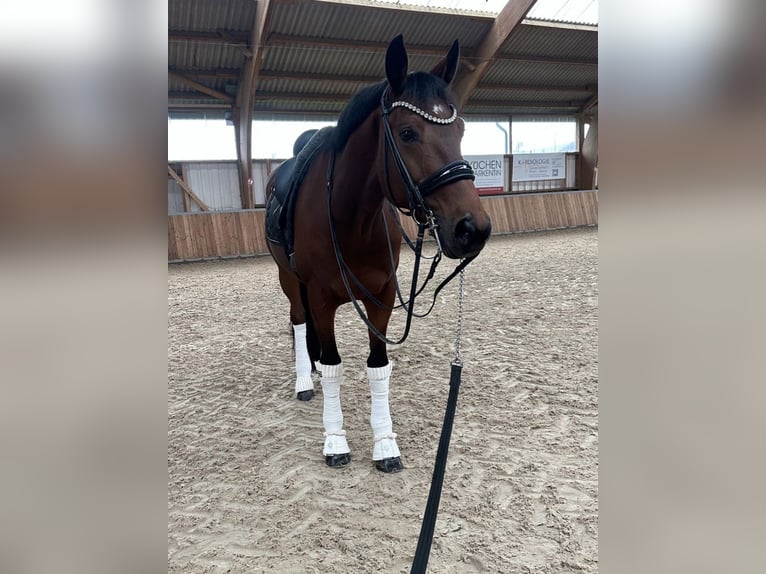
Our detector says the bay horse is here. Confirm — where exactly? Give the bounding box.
[265,35,491,473]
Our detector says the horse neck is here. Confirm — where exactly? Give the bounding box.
[330,113,386,231]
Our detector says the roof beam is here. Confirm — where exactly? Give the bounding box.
[493,54,597,66]
[168,30,253,58]
[259,70,378,85]
[168,70,234,103]
[268,33,451,57]
[247,34,597,68]
[257,70,597,95]
[522,18,598,32]
[474,83,595,94]
[466,100,581,109]
[171,91,587,110]
[168,91,228,101]
[168,30,249,45]
[168,103,231,111]
[170,68,240,81]
[233,0,274,210]
[452,0,537,107]
[254,92,348,104]
[580,93,598,113]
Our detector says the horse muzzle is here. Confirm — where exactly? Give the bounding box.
[437,212,492,259]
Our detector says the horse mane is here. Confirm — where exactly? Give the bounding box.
[331,72,456,152]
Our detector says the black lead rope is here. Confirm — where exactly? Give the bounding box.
[410,361,463,574]
[411,268,466,574]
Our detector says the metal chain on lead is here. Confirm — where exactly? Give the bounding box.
[452,266,465,366]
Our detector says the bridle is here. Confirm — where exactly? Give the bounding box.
[325,85,478,345]
[379,88,475,231]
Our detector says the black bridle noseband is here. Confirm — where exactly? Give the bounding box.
[325,86,478,344]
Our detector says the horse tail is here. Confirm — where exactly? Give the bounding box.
[299,282,321,368]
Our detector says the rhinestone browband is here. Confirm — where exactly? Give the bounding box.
[388,100,458,125]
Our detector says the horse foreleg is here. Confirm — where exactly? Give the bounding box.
[310,297,350,467]
[363,294,404,473]
[318,361,350,467]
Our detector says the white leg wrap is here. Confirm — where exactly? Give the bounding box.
[320,362,350,455]
[368,362,401,461]
[292,323,314,395]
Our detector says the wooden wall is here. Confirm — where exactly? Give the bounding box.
[168,190,597,261]
[168,210,267,261]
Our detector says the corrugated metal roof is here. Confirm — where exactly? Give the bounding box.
[500,23,597,59]
[268,1,490,48]
[168,0,255,33]
[526,0,598,26]
[262,45,383,77]
[169,42,247,72]
[168,0,598,118]
[262,44,445,80]
[482,60,597,87]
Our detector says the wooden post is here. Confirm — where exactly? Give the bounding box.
[233,0,273,210]
[180,165,191,212]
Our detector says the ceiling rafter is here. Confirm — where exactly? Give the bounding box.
[267,33,452,57]
[168,70,234,103]
[452,0,538,107]
[169,68,241,80]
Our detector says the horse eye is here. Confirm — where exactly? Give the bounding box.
[399,128,418,143]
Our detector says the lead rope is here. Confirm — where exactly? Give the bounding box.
[411,267,466,574]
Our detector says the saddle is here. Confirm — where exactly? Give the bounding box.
[265,126,334,265]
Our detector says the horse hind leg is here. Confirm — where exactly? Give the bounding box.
[278,269,315,401]
[298,283,321,372]
[292,323,315,401]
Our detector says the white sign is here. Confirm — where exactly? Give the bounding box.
[465,155,504,195]
[512,153,566,182]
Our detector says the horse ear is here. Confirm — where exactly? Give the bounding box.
[385,34,408,94]
[430,39,460,85]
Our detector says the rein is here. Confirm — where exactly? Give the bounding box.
[324,88,476,345]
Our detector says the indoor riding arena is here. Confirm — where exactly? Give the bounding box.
[169,1,598,572]
[168,228,597,573]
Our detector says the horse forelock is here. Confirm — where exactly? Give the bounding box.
[331,72,455,152]
[399,72,455,111]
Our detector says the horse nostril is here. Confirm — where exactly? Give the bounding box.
[455,216,477,247]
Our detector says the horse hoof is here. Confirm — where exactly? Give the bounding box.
[297,390,314,401]
[325,453,351,467]
[375,457,404,473]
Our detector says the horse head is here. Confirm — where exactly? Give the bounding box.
[380,35,492,259]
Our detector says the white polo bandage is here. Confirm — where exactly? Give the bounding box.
[292,323,314,394]
[368,362,400,460]
[320,362,349,455]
